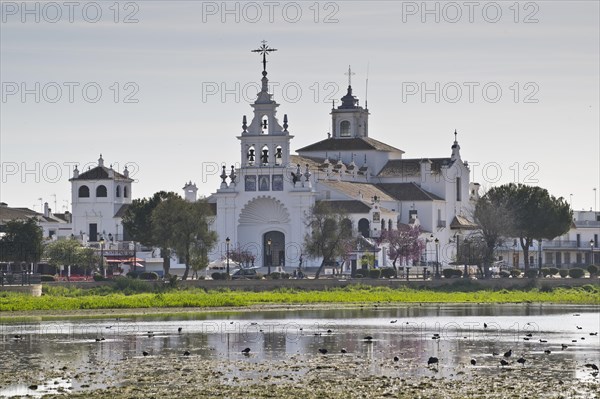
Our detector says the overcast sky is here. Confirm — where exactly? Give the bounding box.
[1,1,598,213]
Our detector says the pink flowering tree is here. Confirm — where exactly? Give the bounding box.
[379,225,425,272]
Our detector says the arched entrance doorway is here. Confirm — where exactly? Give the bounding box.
[358,218,370,238]
[264,231,285,270]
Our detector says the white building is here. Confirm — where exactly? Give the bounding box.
[206,46,478,272]
[0,201,72,241]
[69,154,133,243]
[496,210,600,270]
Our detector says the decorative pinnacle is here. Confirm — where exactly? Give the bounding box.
[251,40,277,76]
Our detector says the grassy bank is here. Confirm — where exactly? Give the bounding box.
[1,282,599,312]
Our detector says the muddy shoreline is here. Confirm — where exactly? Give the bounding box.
[2,350,598,398]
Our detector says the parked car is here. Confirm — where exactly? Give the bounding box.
[231,268,258,279]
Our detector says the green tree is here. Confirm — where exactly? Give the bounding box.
[122,191,179,276]
[484,184,572,272]
[303,202,353,279]
[0,218,43,267]
[151,197,217,280]
[472,194,514,277]
[44,239,100,276]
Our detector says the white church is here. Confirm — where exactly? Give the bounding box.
[203,43,480,274]
[20,44,479,276]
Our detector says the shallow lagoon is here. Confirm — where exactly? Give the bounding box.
[1,304,599,397]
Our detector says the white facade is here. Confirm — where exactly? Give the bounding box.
[205,52,478,270]
[69,154,133,242]
[496,210,600,269]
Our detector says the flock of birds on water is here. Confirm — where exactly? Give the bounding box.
[9,313,599,378]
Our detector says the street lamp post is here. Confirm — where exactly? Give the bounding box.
[464,238,470,279]
[512,240,517,269]
[267,238,272,275]
[538,239,543,277]
[226,237,231,276]
[99,238,105,277]
[434,238,440,279]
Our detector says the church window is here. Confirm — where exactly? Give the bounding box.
[261,145,269,165]
[275,146,283,165]
[247,146,256,166]
[96,185,107,197]
[116,185,121,198]
[78,185,90,198]
[381,219,385,230]
[124,186,129,198]
[358,218,370,238]
[409,209,418,221]
[340,120,351,137]
[261,115,268,134]
[341,218,352,235]
[456,177,462,201]
[388,219,393,231]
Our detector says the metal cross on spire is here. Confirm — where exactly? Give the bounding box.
[345,65,355,87]
[251,40,277,75]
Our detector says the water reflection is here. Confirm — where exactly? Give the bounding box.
[0,304,598,396]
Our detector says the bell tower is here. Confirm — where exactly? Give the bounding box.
[238,41,293,170]
[331,66,370,139]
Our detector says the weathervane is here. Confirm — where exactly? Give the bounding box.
[345,65,355,87]
[251,40,277,76]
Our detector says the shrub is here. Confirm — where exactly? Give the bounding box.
[167,274,178,288]
[568,268,585,279]
[499,271,510,278]
[510,269,521,278]
[540,268,550,277]
[92,273,106,282]
[269,272,281,280]
[211,272,223,280]
[281,273,291,279]
[113,276,152,293]
[559,269,569,278]
[139,272,159,280]
[547,267,559,276]
[368,269,381,279]
[442,268,455,279]
[354,273,363,278]
[380,268,396,278]
[452,269,463,278]
[40,275,56,282]
[524,269,539,279]
[587,265,598,276]
[126,270,146,279]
